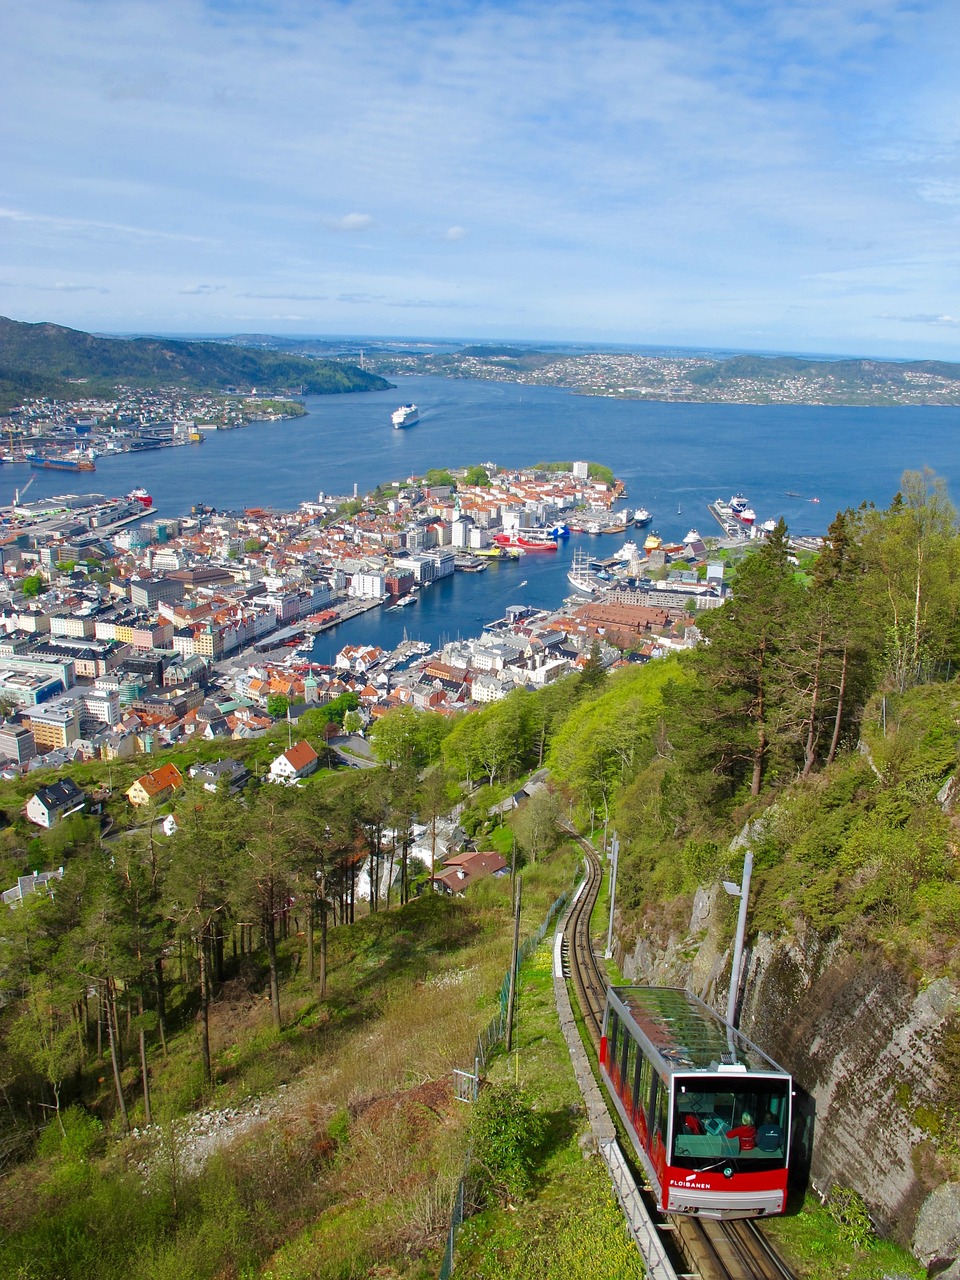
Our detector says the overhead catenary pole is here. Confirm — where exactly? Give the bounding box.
[724,849,754,1028]
[604,831,619,960]
[505,876,522,1052]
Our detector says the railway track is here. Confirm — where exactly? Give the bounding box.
[563,830,608,1043]
[673,1216,796,1280]
[562,828,797,1280]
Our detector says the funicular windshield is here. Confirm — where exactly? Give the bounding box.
[672,1074,789,1169]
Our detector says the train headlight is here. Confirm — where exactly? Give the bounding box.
[722,1166,734,1179]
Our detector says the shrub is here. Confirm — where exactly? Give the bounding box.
[826,1186,874,1248]
[37,1103,103,1163]
[470,1083,546,1206]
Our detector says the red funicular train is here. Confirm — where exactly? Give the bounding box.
[600,986,792,1219]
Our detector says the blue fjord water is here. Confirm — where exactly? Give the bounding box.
[8,375,959,663]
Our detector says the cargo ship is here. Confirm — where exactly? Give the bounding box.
[27,455,96,472]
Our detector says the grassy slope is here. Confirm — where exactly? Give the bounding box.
[0,846,575,1279]
[0,807,932,1280]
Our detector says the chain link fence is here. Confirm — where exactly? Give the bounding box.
[438,880,577,1279]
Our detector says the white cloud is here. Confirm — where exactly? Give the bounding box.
[883,313,960,327]
[325,214,374,233]
[238,291,329,301]
[1,0,958,355]
[0,206,210,244]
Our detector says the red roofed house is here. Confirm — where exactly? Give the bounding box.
[432,850,508,895]
[269,739,320,784]
[126,762,184,807]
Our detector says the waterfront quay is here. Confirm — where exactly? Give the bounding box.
[0,459,733,775]
[4,388,304,468]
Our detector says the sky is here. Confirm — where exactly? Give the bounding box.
[3,0,960,358]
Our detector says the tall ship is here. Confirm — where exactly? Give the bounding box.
[27,454,95,472]
[391,404,419,429]
[567,547,603,594]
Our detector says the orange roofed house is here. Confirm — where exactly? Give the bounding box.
[269,739,320,784]
[126,763,184,807]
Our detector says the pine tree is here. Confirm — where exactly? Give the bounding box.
[675,523,801,801]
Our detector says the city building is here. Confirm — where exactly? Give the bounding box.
[25,777,86,828]
[126,762,184,807]
[269,740,319,784]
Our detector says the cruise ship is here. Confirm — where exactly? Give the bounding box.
[391,404,419,429]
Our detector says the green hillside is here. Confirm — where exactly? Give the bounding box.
[0,470,957,1278]
[0,316,392,404]
[687,353,960,391]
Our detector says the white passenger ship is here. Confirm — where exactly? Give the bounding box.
[391,404,419,429]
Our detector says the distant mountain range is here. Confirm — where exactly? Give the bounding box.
[0,317,391,410]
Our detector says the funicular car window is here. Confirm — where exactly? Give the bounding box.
[671,1076,789,1166]
[620,1028,634,1107]
[608,1012,620,1085]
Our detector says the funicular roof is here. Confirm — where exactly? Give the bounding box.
[614,986,788,1076]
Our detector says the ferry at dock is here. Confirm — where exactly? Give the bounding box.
[493,530,558,551]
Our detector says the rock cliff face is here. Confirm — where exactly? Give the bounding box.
[619,890,959,1251]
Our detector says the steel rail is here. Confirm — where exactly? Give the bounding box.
[563,830,608,1043]
[561,827,798,1280]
